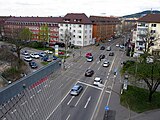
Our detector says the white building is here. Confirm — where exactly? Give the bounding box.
[58,13,93,47]
[134,14,160,56]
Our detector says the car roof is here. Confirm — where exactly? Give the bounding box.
[95,77,101,81]
[72,85,81,90]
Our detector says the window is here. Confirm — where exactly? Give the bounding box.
[85,36,87,38]
[151,24,156,27]
[73,35,75,38]
[78,30,81,33]
[60,24,63,26]
[78,36,81,38]
[79,25,81,27]
[73,30,76,32]
[150,30,156,33]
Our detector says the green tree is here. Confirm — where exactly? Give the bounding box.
[38,24,49,43]
[122,60,160,102]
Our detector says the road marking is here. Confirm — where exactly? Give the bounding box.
[11,109,16,114]
[30,94,35,99]
[105,90,111,94]
[44,84,48,88]
[67,96,74,105]
[75,86,88,107]
[109,56,116,73]
[58,84,63,89]
[106,76,109,78]
[97,61,100,64]
[37,89,41,93]
[46,81,79,120]
[77,81,102,90]
[66,114,70,120]
[79,65,83,68]
[29,108,38,118]
[108,73,110,76]
[84,96,91,108]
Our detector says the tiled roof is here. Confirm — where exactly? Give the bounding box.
[138,14,160,23]
[89,16,120,24]
[5,16,63,23]
[62,13,92,24]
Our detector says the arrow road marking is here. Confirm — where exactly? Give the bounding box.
[84,96,91,108]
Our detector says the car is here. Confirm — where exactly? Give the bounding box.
[85,53,92,58]
[93,77,102,86]
[44,50,53,54]
[30,53,40,59]
[39,52,46,57]
[109,52,114,56]
[53,55,58,60]
[22,50,29,55]
[58,51,65,55]
[24,56,32,62]
[99,54,105,60]
[42,56,52,62]
[29,61,38,69]
[106,46,111,51]
[70,85,83,96]
[116,44,119,47]
[108,39,111,42]
[85,69,94,77]
[103,60,110,67]
[87,56,93,62]
[100,46,105,50]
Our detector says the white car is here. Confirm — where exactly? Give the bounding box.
[44,50,53,54]
[103,61,110,67]
[30,53,40,59]
[93,77,102,86]
[24,56,32,62]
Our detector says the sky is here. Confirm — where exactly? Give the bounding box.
[0,0,160,17]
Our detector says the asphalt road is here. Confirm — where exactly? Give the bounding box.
[1,37,128,120]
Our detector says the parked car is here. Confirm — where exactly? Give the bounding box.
[44,50,53,54]
[24,56,32,62]
[30,53,40,59]
[22,50,29,55]
[103,60,110,67]
[93,77,102,86]
[29,61,38,69]
[85,69,94,77]
[109,52,114,56]
[106,46,111,51]
[70,85,83,96]
[87,56,93,62]
[39,52,46,57]
[100,46,105,50]
[99,54,105,60]
[42,56,52,62]
[85,53,92,58]
[58,51,65,55]
[53,55,58,60]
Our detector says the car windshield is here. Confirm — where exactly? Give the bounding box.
[72,85,79,91]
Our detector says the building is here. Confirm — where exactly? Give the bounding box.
[58,13,93,47]
[89,16,120,42]
[4,16,60,43]
[134,14,160,56]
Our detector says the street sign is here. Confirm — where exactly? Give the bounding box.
[105,106,109,111]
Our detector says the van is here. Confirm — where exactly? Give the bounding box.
[107,46,111,51]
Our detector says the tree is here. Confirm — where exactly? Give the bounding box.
[38,24,49,43]
[5,27,33,67]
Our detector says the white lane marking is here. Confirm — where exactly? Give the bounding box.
[106,76,109,79]
[108,73,110,76]
[30,95,35,99]
[97,61,100,64]
[21,101,27,106]
[77,81,102,90]
[50,80,53,83]
[79,65,83,68]
[84,96,91,108]
[37,89,41,93]
[66,114,70,120]
[29,108,38,118]
[46,81,79,120]
[109,56,116,73]
[44,84,48,88]
[98,66,101,70]
[105,90,111,94]
[58,84,63,89]
[2,117,6,120]
[11,109,16,114]
[67,96,74,105]
[75,86,88,107]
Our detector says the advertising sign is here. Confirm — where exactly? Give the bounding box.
[55,45,59,56]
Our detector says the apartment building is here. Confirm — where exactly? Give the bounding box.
[89,16,120,42]
[4,17,60,43]
[134,14,160,56]
[58,13,93,47]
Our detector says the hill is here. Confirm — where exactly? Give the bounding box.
[122,10,160,18]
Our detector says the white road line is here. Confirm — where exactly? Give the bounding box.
[97,61,100,64]
[58,84,63,89]
[109,56,116,73]
[108,73,110,76]
[79,65,83,68]
[30,95,35,99]
[29,109,38,118]
[44,84,48,88]
[11,109,17,114]
[21,101,27,106]
[46,81,79,120]
[84,96,91,108]
[50,80,53,83]
[75,86,88,107]
[106,76,109,79]
[67,96,74,105]
[77,81,102,90]
[37,89,41,93]
[66,114,70,120]
[105,90,111,94]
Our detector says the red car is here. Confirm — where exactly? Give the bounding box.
[85,53,92,58]
[58,51,65,55]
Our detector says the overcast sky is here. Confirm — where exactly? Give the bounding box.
[0,0,160,17]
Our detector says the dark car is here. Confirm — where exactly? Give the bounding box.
[42,56,52,62]
[85,69,94,77]
[100,46,105,50]
[29,61,38,69]
[109,52,114,56]
[99,54,105,60]
[53,55,58,60]
[70,85,83,96]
